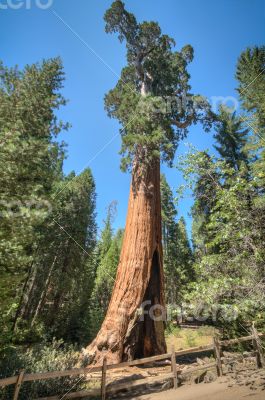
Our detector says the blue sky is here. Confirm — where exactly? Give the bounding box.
[1,0,264,237]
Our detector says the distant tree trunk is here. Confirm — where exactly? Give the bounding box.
[49,241,71,326]
[12,253,39,332]
[30,255,57,327]
[86,156,166,364]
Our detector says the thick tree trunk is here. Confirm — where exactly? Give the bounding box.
[85,157,166,364]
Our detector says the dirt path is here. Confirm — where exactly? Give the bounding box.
[133,378,265,400]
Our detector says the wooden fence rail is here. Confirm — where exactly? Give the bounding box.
[0,330,264,400]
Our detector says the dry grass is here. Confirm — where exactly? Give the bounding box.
[165,325,216,350]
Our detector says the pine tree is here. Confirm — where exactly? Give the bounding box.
[90,227,123,340]
[93,229,123,314]
[236,46,265,131]
[47,169,97,342]
[88,202,119,340]
[161,175,194,305]
[161,174,177,254]
[176,217,194,288]
[35,169,96,342]
[97,201,117,258]
[191,152,219,260]
[161,175,178,303]
[12,168,97,344]
[0,58,69,341]
[236,46,265,195]
[214,106,248,171]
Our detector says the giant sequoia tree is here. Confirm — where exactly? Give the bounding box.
[86,1,212,364]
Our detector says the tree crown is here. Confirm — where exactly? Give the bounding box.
[104,1,213,171]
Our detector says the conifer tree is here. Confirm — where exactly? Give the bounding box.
[236,46,265,195]
[176,217,194,288]
[90,228,123,340]
[214,106,248,171]
[236,46,265,131]
[86,1,211,363]
[0,58,69,340]
[12,168,97,343]
[161,174,194,309]
[191,152,219,259]
[161,175,178,303]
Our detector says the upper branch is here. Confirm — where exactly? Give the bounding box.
[170,114,195,129]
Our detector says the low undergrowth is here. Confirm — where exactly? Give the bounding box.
[0,339,84,400]
[165,325,216,350]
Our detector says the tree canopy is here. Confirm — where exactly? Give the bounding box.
[104,0,213,171]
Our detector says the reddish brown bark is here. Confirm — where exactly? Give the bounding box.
[85,157,167,364]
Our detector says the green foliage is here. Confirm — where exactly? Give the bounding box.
[214,106,248,171]
[89,204,123,340]
[236,46,265,206]
[104,1,213,171]
[178,147,264,333]
[0,340,82,400]
[0,59,98,347]
[93,229,123,310]
[11,168,97,344]
[177,53,265,333]
[0,58,69,343]
[0,58,67,306]
[161,175,194,305]
[236,46,265,131]
[34,168,97,343]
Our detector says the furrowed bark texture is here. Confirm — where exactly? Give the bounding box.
[86,158,166,364]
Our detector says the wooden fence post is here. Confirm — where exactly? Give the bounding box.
[101,356,107,400]
[13,370,24,400]
[251,323,265,369]
[213,337,223,377]
[171,345,178,389]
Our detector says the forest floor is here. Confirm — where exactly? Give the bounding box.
[85,328,265,399]
[109,362,265,400]
[106,332,265,400]
[134,378,265,400]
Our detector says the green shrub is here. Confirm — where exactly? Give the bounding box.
[0,339,83,400]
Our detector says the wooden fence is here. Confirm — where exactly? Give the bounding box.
[1,328,264,400]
